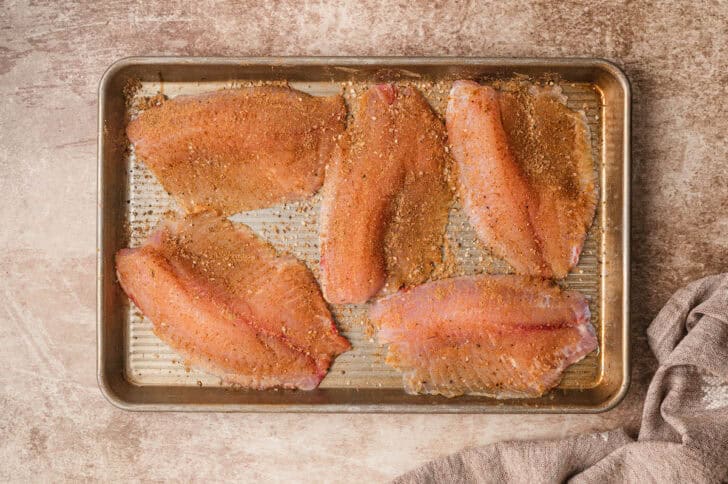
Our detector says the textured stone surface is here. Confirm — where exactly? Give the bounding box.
[1,0,727,481]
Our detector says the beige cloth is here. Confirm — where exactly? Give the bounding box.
[395,274,728,484]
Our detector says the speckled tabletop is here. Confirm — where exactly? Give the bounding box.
[2,1,727,481]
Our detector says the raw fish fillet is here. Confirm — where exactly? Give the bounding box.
[369,275,597,398]
[127,86,346,215]
[320,84,452,304]
[446,81,597,278]
[116,212,350,390]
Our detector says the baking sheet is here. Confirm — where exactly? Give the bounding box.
[98,58,629,412]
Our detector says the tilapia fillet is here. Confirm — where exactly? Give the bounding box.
[446,80,598,278]
[127,86,346,215]
[116,212,350,390]
[320,84,452,304]
[369,275,598,398]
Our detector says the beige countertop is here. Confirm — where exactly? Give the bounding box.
[2,1,727,481]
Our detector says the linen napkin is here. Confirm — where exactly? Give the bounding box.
[395,274,728,483]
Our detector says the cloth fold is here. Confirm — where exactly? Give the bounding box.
[395,274,728,484]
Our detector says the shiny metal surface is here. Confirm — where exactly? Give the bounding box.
[98,57,630,412]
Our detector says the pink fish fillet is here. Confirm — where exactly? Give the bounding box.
[320,84,451,304]
[446,80,597,278]
[127,86,346,215]
[116,212,350,390]
[369,275,598,398]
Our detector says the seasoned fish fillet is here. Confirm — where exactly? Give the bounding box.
[446,80,597,278]
[127,86,347,215]
[320,84,452,304]
[116,212,350,390]
[369,275,598,398]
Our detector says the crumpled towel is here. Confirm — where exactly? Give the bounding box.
[395,274,728,484]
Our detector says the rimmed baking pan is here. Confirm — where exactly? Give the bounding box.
[97,57,630,412]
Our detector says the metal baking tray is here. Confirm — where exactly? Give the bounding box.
[98,57,630,412]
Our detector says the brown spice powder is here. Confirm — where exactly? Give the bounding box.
[497,83,584,201]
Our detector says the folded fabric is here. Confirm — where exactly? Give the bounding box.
[394,274,728,484]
